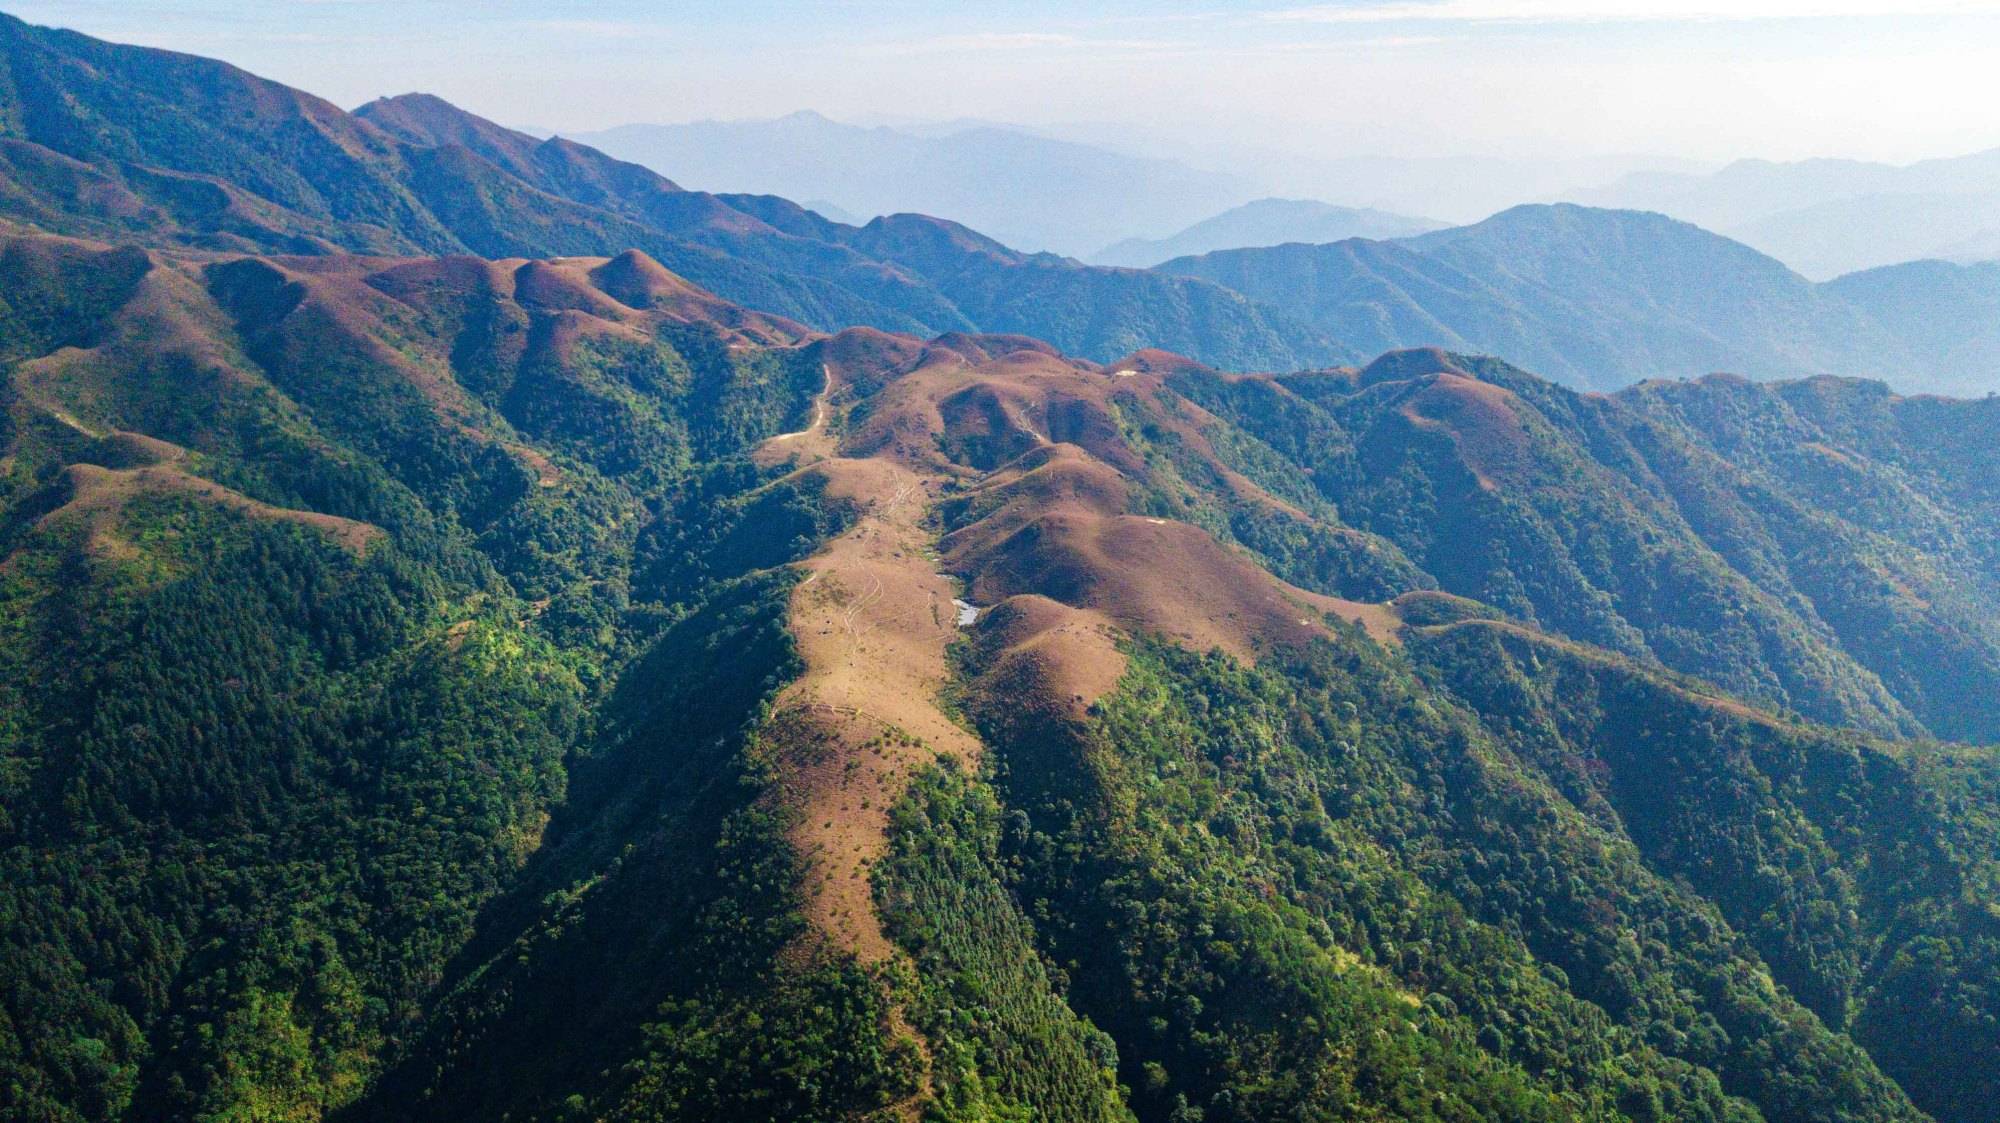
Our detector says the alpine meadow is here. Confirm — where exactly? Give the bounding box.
[2,6,2000,1123]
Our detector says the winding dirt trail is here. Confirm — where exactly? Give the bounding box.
[752,350,983,966]
[750,341,1397,961]
[768,454,980,961]
[743,336,1408,1120]
[754,397,982,1122]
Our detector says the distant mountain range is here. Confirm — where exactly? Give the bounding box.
[2,13,1995,397]
[9,14,2000,1123]
[1580,147,2000,278]
[563,107,2000,283]
[1825,258,2000,382]
[0,17,1334,371]
[569,111,1256,257]
[1089,198,1443,267]
[1159,203,2000,393]
[1012,122,1712,225]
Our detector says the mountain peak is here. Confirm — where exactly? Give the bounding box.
[848,212,1026,267]
[353,90,532,149]
[1090,198,1442,267]
[354,91,456,115]
[1359,346,1470,386]
[587,248,736,318]
[1433,201,1684,234]
[0,18,1329,372]
[1105,348,1211,376]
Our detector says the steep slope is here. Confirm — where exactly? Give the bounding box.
[0,13,926,337]
[1175,346,2000,742]
[1160,204,1920,391]
[1405,618,2000,1123]
[0,15,451,253]
[1091,198,1444,268]
[0,15,1331,372]
[0,231,833,1122]
[4,230,2000,1123]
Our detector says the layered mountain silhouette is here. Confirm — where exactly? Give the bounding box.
[1826,258,2000,380]
[8,13,1997,395]
[1089,197,1443,267]
[0,15,1338,372]
[1581,147,2000,278]
[4,16,2000,1123]
[570,110,1254,258]
[1160,203,1997,392]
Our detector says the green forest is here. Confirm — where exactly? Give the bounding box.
[0,15,1997,1122]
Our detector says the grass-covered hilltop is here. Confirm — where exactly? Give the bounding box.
[1,11,1998,1123]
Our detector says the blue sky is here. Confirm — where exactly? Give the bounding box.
[11,1,2000,162]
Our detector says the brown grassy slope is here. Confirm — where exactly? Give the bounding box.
[1392,373,1537,492]
[751,330,1409,972]
[1,233,822,569]
[0,225,1420,980]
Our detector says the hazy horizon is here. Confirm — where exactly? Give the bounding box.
[9,12,2000,1123]
[12,0,2000,168]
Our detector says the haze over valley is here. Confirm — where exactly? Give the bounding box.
[3,6,2000,1123]
[552,107,2000,379]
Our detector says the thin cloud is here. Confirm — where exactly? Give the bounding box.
[865,31,1188,56]
[1266,0,2000,22]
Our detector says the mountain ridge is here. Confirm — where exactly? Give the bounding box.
[1160,203,1995,392]
[1,224,1997,1123]
[3,19,2000,1123]
[1090,197,1445,268]
[0,14,1338,372]
[1580,145,2000,277]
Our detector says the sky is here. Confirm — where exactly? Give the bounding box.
[10,1,2000,164]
